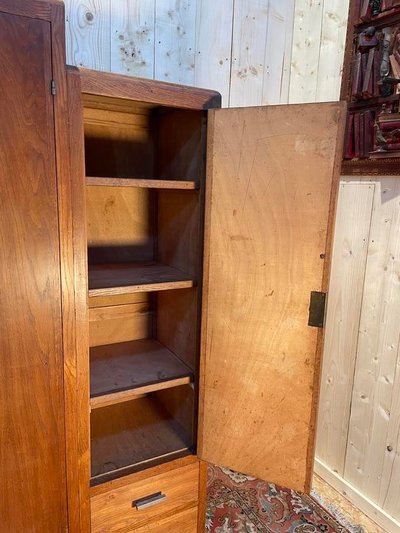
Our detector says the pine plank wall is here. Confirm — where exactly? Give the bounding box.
[64,1,400,530]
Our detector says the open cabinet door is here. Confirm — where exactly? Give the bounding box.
[198,102,346,493]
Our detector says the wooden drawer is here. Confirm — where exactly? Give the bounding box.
[91,459,199,532]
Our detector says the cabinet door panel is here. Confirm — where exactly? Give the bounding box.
[199,103,345,492]
[0,10,67,530]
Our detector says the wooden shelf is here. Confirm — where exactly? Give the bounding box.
[90,339,193,409]
[349,94,400,111]
[90,396,193,485]
[88,262,195,298]
[86,176,199,190]
[356,8,400,30]
[342,157,400,175]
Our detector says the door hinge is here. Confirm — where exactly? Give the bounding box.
[308,291,326,328]
[51,79,57,96]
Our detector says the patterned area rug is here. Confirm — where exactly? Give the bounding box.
[206,465,351,532]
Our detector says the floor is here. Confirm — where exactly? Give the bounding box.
[313,475,385,533]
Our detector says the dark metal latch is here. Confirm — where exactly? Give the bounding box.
[308,291,326,328]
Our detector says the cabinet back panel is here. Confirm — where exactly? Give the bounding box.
[87,186,155,264]
[0,11,67,530]
[91,392,194,484]
[89,298,152,347]
[199,103,345,492]
[84,104,155,179]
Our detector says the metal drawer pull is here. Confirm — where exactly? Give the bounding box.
[132,492,167,510]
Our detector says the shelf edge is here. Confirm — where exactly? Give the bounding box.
[90,375,192,410]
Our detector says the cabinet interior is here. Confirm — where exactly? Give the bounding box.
[83,93,206,486]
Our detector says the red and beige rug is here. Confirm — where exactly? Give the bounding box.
[206,465,352,532]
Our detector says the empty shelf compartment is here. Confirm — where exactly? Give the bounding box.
[90,391,194,485]
[90,339,194,408]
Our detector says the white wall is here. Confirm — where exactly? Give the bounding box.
[64,0,349,107]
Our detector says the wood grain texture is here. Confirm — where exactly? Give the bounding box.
[199,102,346,492]
[197,460,208,533]
[64,0,111,70]
[0,10,67,531]
[262,0,295,105]
[155,0,196,85]
[131,506,197,532]
[89,299,151,347]
[316,182,375,475]
[90,339,193,402]
[83,102,155,180]
[344,178,400,517]
[313,468,392,533]
[0,0,57,19]
[87,177,198,189]
[157,289,199,372]
[64,2,349,108]
[91,395,193,484]
[88,262,195,297]
[229,0,269,107]
[90,378,192,410]
[110,0,155,78]
[90,455,199,496]
[86,185,154,264]
[289,0,324,103]
[79,68,222,110]
[65,66,91,533]
[156,109,206,181]
[194,0,234,106]
[315,0,350,102]
[91,460,199,533]
[315,458,399,533]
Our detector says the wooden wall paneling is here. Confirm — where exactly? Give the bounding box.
[380,345,400,521]
[262,0,295,105]
[110,0,155,78]
[155,0,197,86]
[279,0,296,103]
[63,2,349,106]
[64,66,91,532]
[315,0,350,102]
[315,457,400,533]
[344,178,400,507]
[0,6,67,530]
[199,102,346,492]
[229,0,270,107]
[289,0,324,103]
[64,0,111,70]
[194,0,234,106]
[316,181,375,475]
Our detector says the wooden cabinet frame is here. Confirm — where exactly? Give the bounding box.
[0,3,346,528]
[64,65,346,531]
[0,0,73,530]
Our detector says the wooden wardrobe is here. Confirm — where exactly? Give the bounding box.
[0,1,346,531]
